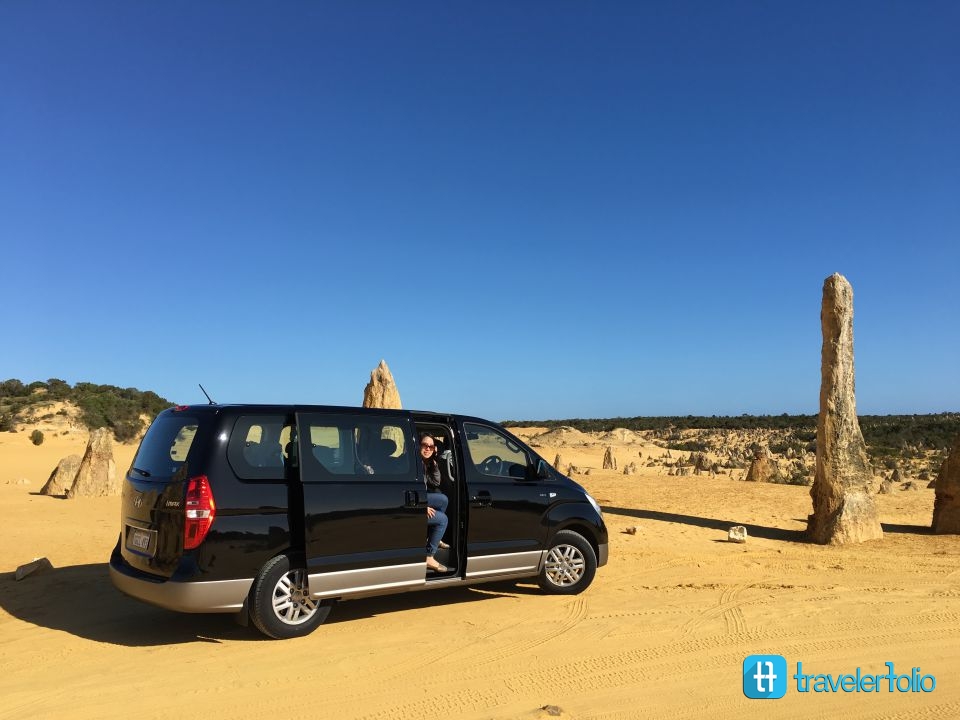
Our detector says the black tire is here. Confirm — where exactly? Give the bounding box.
[538,530,597,595]
[249,554,332,639]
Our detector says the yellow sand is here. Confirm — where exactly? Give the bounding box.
[1,428,957,720]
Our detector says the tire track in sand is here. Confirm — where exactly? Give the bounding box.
[466,596,588,666]
[321,624,959,720]
[374,596,589,683]
[680,581,759,637]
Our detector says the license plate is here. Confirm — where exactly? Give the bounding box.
[131,530,150,550]
[126,526,156,556]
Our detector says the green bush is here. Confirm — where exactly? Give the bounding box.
[0,379,26,397]
[113,419,142,443]
[30,429,44,446]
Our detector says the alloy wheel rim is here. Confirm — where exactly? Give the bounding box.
[544,544,586,586]
[272,569,319,625]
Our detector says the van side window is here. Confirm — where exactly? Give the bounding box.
[299,414,411,480]
[227,414,290,481]
[463,423,530,478]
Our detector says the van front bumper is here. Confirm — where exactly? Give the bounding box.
[109,557,252,614]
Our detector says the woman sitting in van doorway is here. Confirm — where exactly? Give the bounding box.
[421,434,449,571]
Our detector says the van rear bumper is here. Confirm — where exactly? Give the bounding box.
[110,557,252,614]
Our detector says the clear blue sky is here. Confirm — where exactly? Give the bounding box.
[2,2,957,420]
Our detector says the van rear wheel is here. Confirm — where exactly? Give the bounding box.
[538,530,597,595]
[250,554,331,639]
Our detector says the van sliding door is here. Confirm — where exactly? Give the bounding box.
[296,412,426,598]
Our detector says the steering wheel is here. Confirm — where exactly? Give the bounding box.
[479,455,503,475]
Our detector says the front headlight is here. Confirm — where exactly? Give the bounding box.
[586,493,603,517]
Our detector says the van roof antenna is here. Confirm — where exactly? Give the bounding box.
[198,383,216,405]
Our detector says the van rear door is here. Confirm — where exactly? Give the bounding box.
[119,409,210,577]
[296,411,426,598]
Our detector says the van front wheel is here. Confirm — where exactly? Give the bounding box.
[538,530,597,595]
[250,555,331,639]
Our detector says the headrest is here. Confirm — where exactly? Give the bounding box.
[377,438,397,457]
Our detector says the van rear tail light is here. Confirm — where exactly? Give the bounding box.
[184,475,216,550]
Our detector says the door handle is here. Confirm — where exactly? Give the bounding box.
[470,490,492,508]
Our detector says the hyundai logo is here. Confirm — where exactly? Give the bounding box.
[134,495,143,509]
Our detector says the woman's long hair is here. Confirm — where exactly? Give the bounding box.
[420,433,439,474]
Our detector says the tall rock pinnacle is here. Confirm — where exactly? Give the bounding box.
[807,273,883,544]
[362,359,402,409]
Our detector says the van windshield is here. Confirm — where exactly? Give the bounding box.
[131,413,203,480]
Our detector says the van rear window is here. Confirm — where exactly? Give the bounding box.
[132,414,202,479]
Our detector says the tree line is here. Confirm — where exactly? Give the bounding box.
[503,413,960,457]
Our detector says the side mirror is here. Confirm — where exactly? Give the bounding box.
[536,458,551,480]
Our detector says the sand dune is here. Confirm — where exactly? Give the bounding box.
[1,432,958,719]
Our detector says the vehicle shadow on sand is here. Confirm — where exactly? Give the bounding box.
[602,506,807,542]
[323,580,538,626]
[0,563,533,646]
[603,506,934,540]
[0,563,248,646]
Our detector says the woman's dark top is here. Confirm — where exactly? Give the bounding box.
[423,457,442,490]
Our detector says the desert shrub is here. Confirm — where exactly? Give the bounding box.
[770,440,806,457]
[74,383,169,441]
[669,440,709,452]
[113,419,142,443]
[45,378,71,399]
[30,429,44,445]
[0,379,26,397]
[0,414,12,432]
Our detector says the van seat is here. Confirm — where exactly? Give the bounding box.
[370,438,401,474]
[313,445,337,471]
[243,441,262,466]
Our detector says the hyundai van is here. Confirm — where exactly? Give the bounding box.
[109,404,608,638]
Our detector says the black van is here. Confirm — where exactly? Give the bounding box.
[109,405,608,639]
